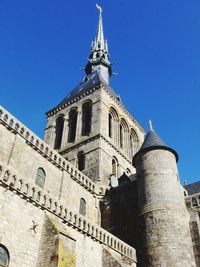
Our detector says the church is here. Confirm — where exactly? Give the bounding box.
[0,5,200,267]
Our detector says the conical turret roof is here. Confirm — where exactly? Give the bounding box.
[140,129,166,150]
[133,121,178,166]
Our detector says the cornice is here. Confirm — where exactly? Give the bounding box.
[60,133,133,165]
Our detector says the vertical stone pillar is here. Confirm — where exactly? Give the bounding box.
[61,115,69,148]
[75,107,82,141]
[124,129,129,156]
[116,120,120,147]
[49,124,56,148]
[76,108,82,141]
[133,146,196,267]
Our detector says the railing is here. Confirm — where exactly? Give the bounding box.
[0,162,136,262]
[0,106,104,196]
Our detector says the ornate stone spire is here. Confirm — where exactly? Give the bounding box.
[85,4,112,84]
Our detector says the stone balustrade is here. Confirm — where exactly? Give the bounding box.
[0,161,136,263]
[0,106,105,196]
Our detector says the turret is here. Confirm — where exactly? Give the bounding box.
[133,122,195,266]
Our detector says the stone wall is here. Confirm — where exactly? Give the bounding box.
[0,107,137,267]
[0,116,99,224]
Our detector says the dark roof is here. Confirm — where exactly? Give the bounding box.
[133,129,178,166]
[184,181,200,196]
[140,130,166,150]
[58,70,107,106]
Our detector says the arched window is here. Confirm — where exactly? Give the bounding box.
[0,245,9,267]
[108,113,112,138]
[120,119,129,151]
[82,102,92,136]
[192,198,198,207]
[112,157,118,177]
[79,198,86,216]
[108,107,119,142]
[35,168,46,188]
[68,109,78,143]
[130,128,139,157]
[77,152,85,171]
[54,116,64,149]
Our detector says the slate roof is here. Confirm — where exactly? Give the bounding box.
[140,129,166,150]
[133,129,178,165]
[184,181,200,196]
[58,70,108,107]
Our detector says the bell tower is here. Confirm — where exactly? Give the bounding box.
[44,5,145,186]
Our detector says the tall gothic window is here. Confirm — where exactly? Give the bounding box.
[54,116,64,149]
[77,152,85,171]
[130,128,139,158]
[35,168,46,188]
[0,245,9,267]
[82,101,92,136]
[108,107,118,142]
[79,198,86,216]
[112,157,118,177]
[68,109,78,143]
[120,119,128,152]
[108,113,112,138]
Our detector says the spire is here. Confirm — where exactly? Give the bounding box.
[85,4,112,84]
[94,4,105,51]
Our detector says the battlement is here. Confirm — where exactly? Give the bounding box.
[0,160,136,263]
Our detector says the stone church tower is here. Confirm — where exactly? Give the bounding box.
[0,5,199,267]
[44,7,144,186]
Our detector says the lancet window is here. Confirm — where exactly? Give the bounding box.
[77,152,85,171]
[68,108,78,143]
[120,119,129,152]
[79,198,86,216]
[82,101,92,136]
[0,245,9,267]
[130,128,139,158]
[54,115,64,149]
[112,157,118,177]
[108,107,119,143]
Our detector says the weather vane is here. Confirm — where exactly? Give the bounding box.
[96,3,103,14]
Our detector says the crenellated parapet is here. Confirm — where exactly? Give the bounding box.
[0,160,137,264]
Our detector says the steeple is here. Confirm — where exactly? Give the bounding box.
[85,4,112,84]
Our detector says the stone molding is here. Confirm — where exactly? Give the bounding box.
[60,133,133,165]
[45,83,145,134]
[139,202,188,216]
[0,161,136,263]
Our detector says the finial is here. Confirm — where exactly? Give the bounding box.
[96,4,103,15]
[149,120,153,131]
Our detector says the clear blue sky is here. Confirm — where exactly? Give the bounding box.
[0,0,200,184]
